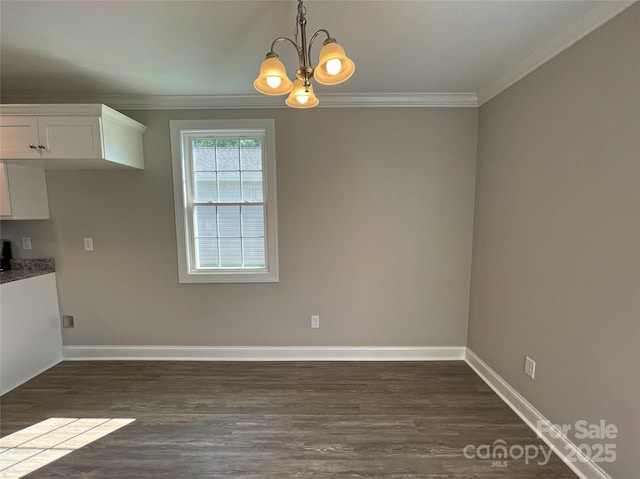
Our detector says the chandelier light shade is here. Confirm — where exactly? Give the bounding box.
[254,0,355,108]
[253,54,294,96]
[285,79,319,109]
[314,41,355,85]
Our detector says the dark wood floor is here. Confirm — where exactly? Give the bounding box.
[0,361,576,478]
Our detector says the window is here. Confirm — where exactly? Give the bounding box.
[170,119,278,283]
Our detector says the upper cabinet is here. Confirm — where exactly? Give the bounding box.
[0,116,40,159]
[0,104,146,170]
[0,116,103,160]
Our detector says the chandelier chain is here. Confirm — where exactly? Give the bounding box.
[294,1,306,48]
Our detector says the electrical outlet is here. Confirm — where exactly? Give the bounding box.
[62,315,75,328]
[311,315,320,329]
[524,356,536,379]
[83,237,94,251]
[21,237,32,250]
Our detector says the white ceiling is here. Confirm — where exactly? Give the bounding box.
[0,0,634,107]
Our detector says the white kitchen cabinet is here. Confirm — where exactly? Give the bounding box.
[0,104,146,170]
[0,162,49,220]
[0,164,12,217]
[0,116,40,159]
[0,115,102,160]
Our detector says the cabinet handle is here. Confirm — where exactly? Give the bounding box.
[38,145,46,149]
[29,144,37,149]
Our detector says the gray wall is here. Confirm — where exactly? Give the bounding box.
[1,107,478,347]
[467,4,640,478]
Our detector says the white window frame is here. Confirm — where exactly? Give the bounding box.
[170,119,279,283]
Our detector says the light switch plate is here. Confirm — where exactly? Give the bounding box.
[83,238,94,251]
[311,315,320,329]
[21,237,32,250]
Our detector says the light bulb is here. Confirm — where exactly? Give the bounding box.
[296,95,309,104]
[266,76,282,88]
[326,58,342,76]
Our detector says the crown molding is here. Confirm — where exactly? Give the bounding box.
[1,93,479,110]
[478,0,636,105]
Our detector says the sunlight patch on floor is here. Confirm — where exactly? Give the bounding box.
[0,417,135,478]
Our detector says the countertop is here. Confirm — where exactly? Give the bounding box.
[0,258,55,284]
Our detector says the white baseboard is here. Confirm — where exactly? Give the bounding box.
[62,345,465,361]
[464,348,612,479]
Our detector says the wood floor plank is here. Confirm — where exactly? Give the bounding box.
[0,361,576,478]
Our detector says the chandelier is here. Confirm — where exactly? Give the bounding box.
[254,0,355,108]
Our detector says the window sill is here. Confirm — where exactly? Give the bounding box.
[178,270,279,284]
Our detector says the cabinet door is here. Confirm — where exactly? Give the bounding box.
[0,116,40,159]
[0,164,49,220]
[0,163,13,216]
[37,116,103,159]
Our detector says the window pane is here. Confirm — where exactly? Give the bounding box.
[218,172,241,202]
[243,237,266,267]
[241,172,263,202]
[193,138,215,148]
[216,147,239,171]
[240,138,261,148]
[216,138,238,148]
[218,206,240,237]
[219,238,242,267]
[242,206,264,237]
[194,206,217,237]
[192,146,215,171]
[194,172,217,202]
[240,145,262,171]
[196,238,219,268]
